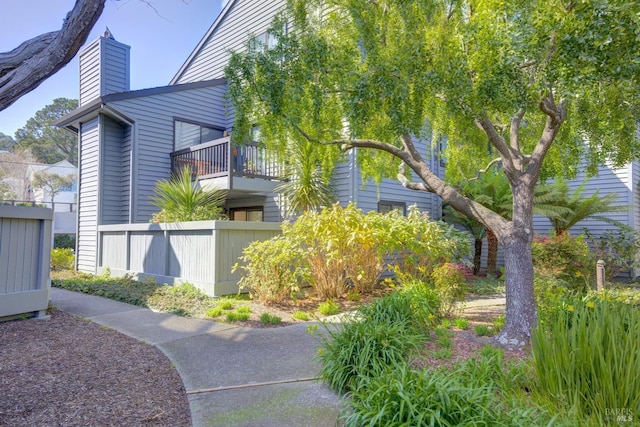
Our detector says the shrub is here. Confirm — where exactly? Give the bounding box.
[236,306,251,314]
[54,234,75,249]
[259,312,282,325]
[453,317,470,330]
[492,314,505,333]
[534,271,569,328]
[318,299,340,316]
[474,324,493,337]
[584,227,640,280]
[234,235,308,304]
[532,298,640,424]
[431,263,467,317]
[205,307,223,318]
[292,310,310,321]
[218,300,234,310]
[341,356,549,426]
[226,311,250,322]
[51,248,75,271]
[531,233,593,293]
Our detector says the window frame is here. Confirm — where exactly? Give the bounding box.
[173,118,226,151]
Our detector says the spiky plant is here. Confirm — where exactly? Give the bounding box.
[150,166,227,222]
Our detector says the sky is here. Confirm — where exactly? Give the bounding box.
[0,0,227,137]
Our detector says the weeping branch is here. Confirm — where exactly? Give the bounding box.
[0,0,106,111]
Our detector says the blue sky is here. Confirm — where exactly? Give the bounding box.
[0,0,226,137]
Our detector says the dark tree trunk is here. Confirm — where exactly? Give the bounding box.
[473,238,482,275]
[486,229,498,277]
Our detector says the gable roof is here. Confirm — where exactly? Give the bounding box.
[54,79,226,130]
[170,0,238,85]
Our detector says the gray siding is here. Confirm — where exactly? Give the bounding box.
[173,0,287,83]
[110,85,228,222]
[79,37,130,106]
[122,126,132,222]
[101,116,128,224]
[77,118,100,273]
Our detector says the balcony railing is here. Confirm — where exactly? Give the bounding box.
[170,137,285,181]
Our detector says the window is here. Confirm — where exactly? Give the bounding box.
[174,119,225,151]
[378,201,406,215]
[230,207,263,222]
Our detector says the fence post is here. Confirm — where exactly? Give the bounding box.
[596,259,605,291]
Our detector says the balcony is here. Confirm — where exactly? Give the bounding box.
[170,137,285,193]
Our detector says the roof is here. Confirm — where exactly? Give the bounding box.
[169,0,238,85]
[54,79,226,129]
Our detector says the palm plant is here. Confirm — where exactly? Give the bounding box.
[442,204,486,275]
[275,141,335,216]
[150,166,227,222]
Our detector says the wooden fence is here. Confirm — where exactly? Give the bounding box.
[97,221,281,296]
[0,205,52,320]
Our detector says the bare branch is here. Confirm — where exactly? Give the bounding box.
[460,157,502,181]
[510,108,526,151]
[0,0,106,111]
[398,162,431,191]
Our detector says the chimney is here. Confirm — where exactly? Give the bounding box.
[78,28,130,106]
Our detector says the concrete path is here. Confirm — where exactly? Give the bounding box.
[49,288,342,427]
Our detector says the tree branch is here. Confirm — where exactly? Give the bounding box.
[460,157,502,181]
[0,0,106,111]
[510,108,526,151]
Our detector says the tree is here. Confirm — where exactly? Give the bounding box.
[0,0,105,111]
[0,147,37,200]
[442,204,486,276]
[15,98,79,165]
[226,0,640,346]
[0,132,15,151]
[32,171,74,209]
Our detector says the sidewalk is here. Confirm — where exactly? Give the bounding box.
[49,288,342,427]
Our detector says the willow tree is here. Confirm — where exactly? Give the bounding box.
[226,0,640,346]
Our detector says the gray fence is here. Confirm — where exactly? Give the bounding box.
[0,205,53,320]
[98,221,282,296]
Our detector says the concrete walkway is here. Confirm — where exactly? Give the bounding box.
[49,288,342,427]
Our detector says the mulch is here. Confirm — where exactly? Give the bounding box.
[0,309,191,427]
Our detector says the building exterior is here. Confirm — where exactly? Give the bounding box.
[56,3,441,275]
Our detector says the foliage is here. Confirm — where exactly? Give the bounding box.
[317,299,340,316]
[317,286,439,394]
[234,235,308,304]
[274,140,336,216]
[474,324,493,337]
[467,277,506,296]
[341,354,551,426]
[15,98,78,165]
[584,227,640,280]
[32,171,74,204]
[259,312,282,325]
[54,233,75,249]
[0,132,15,151]
[226,311,251,322]
[531,233,594,293]
[50,248,74,271]
[431,263,467,317]
[532,298,640,425]
[453,318,470,330]
[492,314,506,334]
[538,178,628,236]
[442,204,486,275]
[226,0,640,344]
[150,166,227,223]
[0,148,36,200]
[292,310,310,321]
[205,307,223,318]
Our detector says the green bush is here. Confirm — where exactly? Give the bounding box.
[318,299,340,316]
[474,324,493,337]
[234,235,308,304]
[532,298,640,424]
[226,311,250,322]
[292,310,310,321]
[53,274,161,307]
[259,312,282,325]
[50,248,75,271]
[532,233,593,293]
[584,227,640,280]
[534,271,569,328]
[431,263,467,317]
[205,307,223,318]
[341,355,550,426]
[453,317,470,330]
[54,234,75,249]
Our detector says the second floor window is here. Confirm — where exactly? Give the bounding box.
[174,120,225,151]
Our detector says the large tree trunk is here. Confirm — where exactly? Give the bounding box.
[495,183,537,348]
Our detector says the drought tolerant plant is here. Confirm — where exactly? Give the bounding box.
[431,263,467,317]
[50,248,74,271]
[150,166,227,223]
[532,298,640,424]
[233,235,309,304]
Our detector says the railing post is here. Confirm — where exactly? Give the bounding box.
[596,259,605,291]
